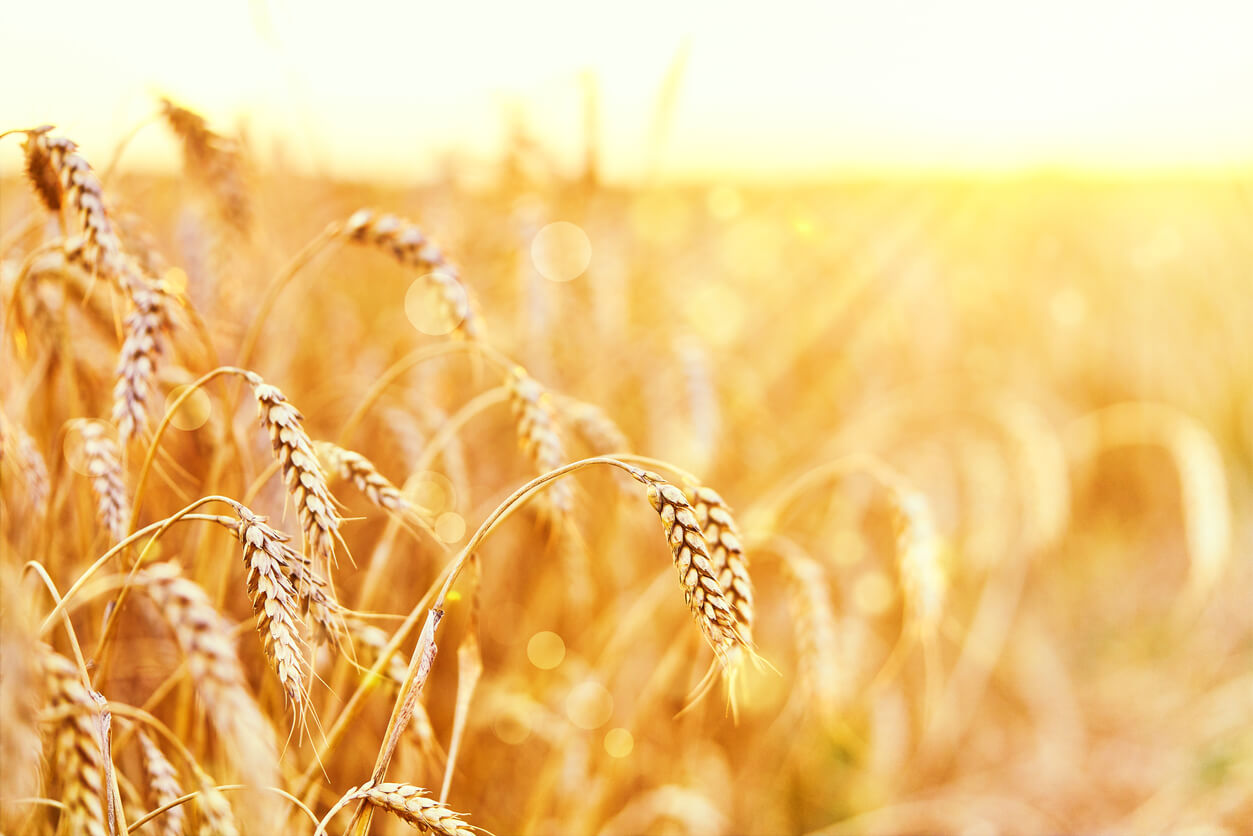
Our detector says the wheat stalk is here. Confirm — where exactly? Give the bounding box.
[345,618,440,757]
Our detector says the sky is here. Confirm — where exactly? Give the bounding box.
[3,0,1253,182]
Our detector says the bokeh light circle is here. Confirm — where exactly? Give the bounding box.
[527,631,566,670]
[165,385,212,431]
[531,221,592,282]
[566,680,613,730]
[603,727,634,758]
[405,272,468,335]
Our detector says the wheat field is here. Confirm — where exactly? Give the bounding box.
[1,103,1251,836]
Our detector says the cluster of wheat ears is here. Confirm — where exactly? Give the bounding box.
[1,100,1250,835]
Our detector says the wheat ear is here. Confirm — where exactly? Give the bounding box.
[77,420,130,544]
[342,208,482,341]
[136,730,186,836]
[314,440,409,513]
[246,374,343,571]
[890,488,946,639]
[43,649,109,836]
[213,508,311,713]
[136,563,280,791]
[507,366,574,515]
[631,469,749,666]
[345,781,474,836]
[683,484,754,643]
[159,97,252,235]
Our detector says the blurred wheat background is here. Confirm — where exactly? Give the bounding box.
[2,2,1252,835]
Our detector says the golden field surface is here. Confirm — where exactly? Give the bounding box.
[1,111,1251,835]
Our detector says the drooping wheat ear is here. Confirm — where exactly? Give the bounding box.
[779,550,845,721]
[192,768,240,836]
[631,469,749,666]
[42,649,109,836]
[112,280,171,443]
[314,440,409,513]
[889,488,946,639]
[341,209,483,341]
[136,563,280,792]
[0,568,42,831]
[1,416,50,513]
[21,128,137,293]
[552,394,631,455]
[212,507,311,713]
[159,98,252,235]
[683,484,754,643]
[507,366,574,515]
[77,420,130,544]
[219,499,347,652]
[136,730,186,836]
[346,781,474,836]
[20,129,172,442]
[246,374,343,571]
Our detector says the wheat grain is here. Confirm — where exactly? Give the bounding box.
[347,781,474,836]
[21,128,139,294]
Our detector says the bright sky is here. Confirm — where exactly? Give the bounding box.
[3,0,1253,181]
